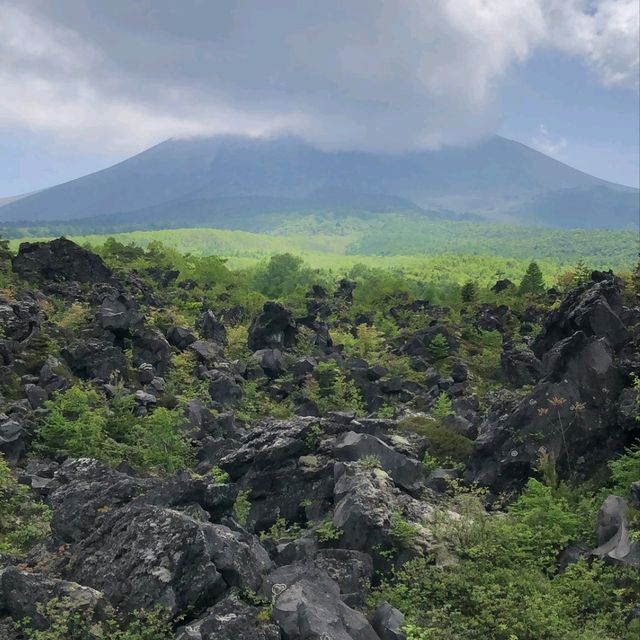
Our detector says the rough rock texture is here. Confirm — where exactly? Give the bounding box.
[0,567,110,632]
[248,302,297,351]
[176,590,280,640]
[467,275,638,493]
[592,495,640,569]
[12,238,113,283]
[262,564,380,640]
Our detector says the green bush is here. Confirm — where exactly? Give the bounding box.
[302,361,364,415]
[374,478,639,640]
[0,453,51,555]
[19,599,173,640]
[398,416,472,467]
[37,385,191,473]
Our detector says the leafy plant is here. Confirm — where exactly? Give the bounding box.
[314,519,342,543]
[234,489,251,526]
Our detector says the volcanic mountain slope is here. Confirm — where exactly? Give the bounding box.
[0,135,637,230]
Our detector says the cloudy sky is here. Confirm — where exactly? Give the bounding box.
[1,0,638,195]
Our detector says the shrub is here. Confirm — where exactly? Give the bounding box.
[0,453,51,555]
[398,416,472,467]
[460,281,478,303]
[19,599,173,640]
[314,519,342,543]
[302,361,364,415]
[234,489,251,526]
[358,455,381,470]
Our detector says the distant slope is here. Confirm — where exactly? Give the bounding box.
[1,134,637,229]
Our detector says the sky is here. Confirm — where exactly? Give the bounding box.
[0,0,638,196]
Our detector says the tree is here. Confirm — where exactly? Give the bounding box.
[429,334,449,361]
[572,259,591,286]
[460,281,478,303]
[0,235,11,263]
[518,262,545,296]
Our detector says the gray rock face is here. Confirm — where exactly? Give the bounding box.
[132,328,171,375]
[262,564,380,640]
[167,326,197,349]
[48,458,149,543]
[12,238,113,283]
[66,503,228,615]
[0,418,26,463]
[333,431,425,495]
[248,302,297,351]
[372,602,407,640]
[467,282,634,494]
[198,310,228,345]
[592,495,640,569]
[0,567,110,633]
[176,590,280,640]
[61,339,128,381]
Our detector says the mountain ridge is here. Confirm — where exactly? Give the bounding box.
[1,134,637,230]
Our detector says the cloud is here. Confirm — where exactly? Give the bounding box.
[0,1,637,154]
[531,124,568,157]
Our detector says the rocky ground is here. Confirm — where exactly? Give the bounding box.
[0,238,638,639]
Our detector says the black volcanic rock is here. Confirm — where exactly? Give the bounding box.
[12,238,112,283]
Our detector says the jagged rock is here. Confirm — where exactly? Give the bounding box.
[24,383,48,409]
[372,602,407,640]
[333,431,425,495]
[450,360,469,383]
[491,278,515,293]
[208,371,243,406]
[190,340,223,366]
[500,344,542,387]
[533,274,628,355]
[197,311,228,345]
[132,328,171,375]
[248,302,297,351]
[332,462,397,552]
[261,563,379,640]
[251,348,287,378]
[48,458,150,543]
[313,549,373,607]
[0,296,39,342]
[592,495,640,569]
[66,503,228,615]
[167,326,197,350]
[95,291,142,338]
[0,418,26,463]
[12,238,112,283]
[467,315,629,492]
[38,356,71,394]
[0,567,110,634]
[335,278,356,303]
[62,339,128,381]
[176,589,280,640]
[474,303,510,333]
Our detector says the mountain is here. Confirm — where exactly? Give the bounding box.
[0,135,637,230]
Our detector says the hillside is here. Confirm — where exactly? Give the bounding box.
[0,237,638,639]
[1,135,637,230]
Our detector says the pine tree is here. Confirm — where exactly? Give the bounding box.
[429,334,450,361]
[572,259,591,286]
[518,262,545,296]
[460,281,478,303]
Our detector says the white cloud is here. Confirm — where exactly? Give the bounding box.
[0,1,637,154]
[532,124,568,157]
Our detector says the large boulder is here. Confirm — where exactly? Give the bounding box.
[0,567,110,633]
[94,290,142,338]
[533,273,628,356]
[61,339,128,381]
[591,495,640,569]
[261,563,380,640]
[248,302,297,351]
[132,328,171,375]
[197,311,228,346]
[66,503,228,615]
[333,431,425,496]
[500,343,542,388]
[12,238,112,284]
[0,296,39,342]
[176,590,280,640]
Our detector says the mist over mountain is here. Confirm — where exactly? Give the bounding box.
[1,135,637,231]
